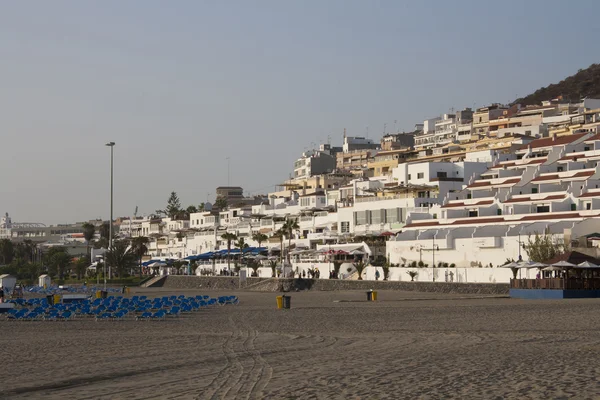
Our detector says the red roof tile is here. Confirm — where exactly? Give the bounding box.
[467,177,520,189]
[441,200,494,208]
[451,217,505,225]
[578,191,600,198]
[584,133,600,143]
[404,220,440,228]
[504,194,566,203]
[517,133,587,150]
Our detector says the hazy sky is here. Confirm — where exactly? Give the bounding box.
[1,1,599,225]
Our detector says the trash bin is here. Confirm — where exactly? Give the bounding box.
[53,294,61,305]
[372,291,378,301]
[276,295,283,309]
[46,295,54,306]
[96,290,102,299]
[101,290,108,299]
[282,295,291,309]
[366,291,373,301]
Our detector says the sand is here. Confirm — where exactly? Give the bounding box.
[2,289,600,399]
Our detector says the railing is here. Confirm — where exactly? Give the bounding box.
[510,278,600,290]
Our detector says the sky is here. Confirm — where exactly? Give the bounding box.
[1,0,599,225]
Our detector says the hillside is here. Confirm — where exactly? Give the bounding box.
[513,63,600,106]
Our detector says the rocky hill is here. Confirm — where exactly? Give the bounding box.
[514,63,600,106]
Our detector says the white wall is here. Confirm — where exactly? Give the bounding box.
[387,235,523,268]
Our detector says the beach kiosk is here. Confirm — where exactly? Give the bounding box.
[0,274,17,294]
[38,274,51,288]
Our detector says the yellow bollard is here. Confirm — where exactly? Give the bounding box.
[276,296,283,309]
[96,290,102,299]
[372,291,378,301]
[53,294,61,304]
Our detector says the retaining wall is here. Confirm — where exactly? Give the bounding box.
[159,276,508,295]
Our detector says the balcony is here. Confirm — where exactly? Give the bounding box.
[531,168,596,184]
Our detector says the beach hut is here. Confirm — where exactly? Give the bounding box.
[0,274,17,293]
[38,274,51,288]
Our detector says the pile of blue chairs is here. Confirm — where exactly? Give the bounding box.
[4,294,239,322]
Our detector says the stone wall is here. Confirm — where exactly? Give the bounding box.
[160,276,272,290]
[158,276,508,295]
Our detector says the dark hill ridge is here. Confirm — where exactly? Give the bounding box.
[513,63,600,106]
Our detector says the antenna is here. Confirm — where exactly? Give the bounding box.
[327,134,331,145]
[343,128,346,139]
[383,123,386,135]
[394,120,397,133]
[134,206,138,218]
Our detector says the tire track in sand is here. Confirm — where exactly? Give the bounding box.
[244,328,273,400]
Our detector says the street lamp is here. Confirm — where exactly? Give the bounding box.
[105,141,115,290]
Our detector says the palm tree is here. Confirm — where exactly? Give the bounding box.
[282,218,299,263]
[268,259,278,277]
[353,259,368,280]
[221,232,237,269]
[131,236,150,279]
[272,229,285,263]
[105,240,137,278]
[252,232,268,248]
[82,222,96,260]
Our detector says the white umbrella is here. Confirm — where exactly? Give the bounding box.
[499,262,519,268]
[551,260,576,268]
[543,266,565,271]
[576,261,600,269]
[516,261,539,269]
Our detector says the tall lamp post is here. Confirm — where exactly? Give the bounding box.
[105,141,115,290]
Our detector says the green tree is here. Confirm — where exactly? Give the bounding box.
[131,236,150,278]
[252,232,268,248]
[82,222,96,259]
[0,238,14,265]
[332,261,343,279]
[186,205,198,216]
[73,256,89,280]
[235,237,249,254]
[282,218,299,262]
[248,259,260,277]
[353,260,368,280]
[221,232,237,269]
[381,258,396,281]
[157,191,182,219]
[105,240,137,277]
[198,203,205,212]
[524,233,568,263]
[45,246,71,279]
[272,229,285,262]
[268,259,278,277]
[214,197,228,210]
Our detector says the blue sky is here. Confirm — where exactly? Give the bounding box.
[1,0,599,224]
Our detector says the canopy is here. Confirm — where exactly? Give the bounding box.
[543,266,565,271]
[576,261,600,269]
[499,262,519,268]
[551,260,577,268]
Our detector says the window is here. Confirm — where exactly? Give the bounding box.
[532,188,538,194]
[586,203,592,210]
[417,172,424,179]
[437,171,447,178]
[537,205,550,213]
[469,210,478,218]
[408,174,411,180]
[340,221,350,233]
[585,146,590,151]
[557,167,563,172]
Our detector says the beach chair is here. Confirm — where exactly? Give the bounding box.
[151,310,166,320]
[136,311,152,321]
[57,311,73,321]
[167,306,181,317]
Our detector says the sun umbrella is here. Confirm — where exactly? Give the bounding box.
[575,261,600,269]
[499,262,519,268]
[551,260,577,268]
[543,266,565,271]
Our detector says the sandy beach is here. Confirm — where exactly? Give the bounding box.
[2,289,600,399]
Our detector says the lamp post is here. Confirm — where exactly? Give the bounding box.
[105,142,115,290]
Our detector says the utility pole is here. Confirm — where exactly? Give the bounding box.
[105,142,115,290]
[226,157,230,186]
